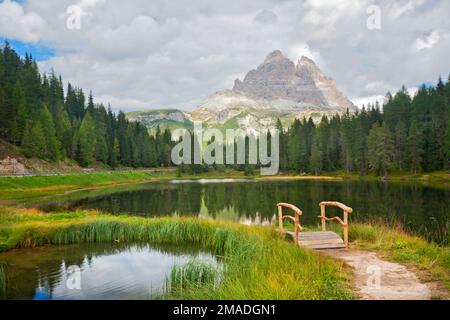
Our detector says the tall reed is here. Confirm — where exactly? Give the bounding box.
[0,207,353,299]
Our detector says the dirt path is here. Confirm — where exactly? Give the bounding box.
[321,249,432,300]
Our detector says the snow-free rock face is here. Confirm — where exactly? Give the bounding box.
[188,51,356,131]
[232,50,330,107]
[131,51,356,134]
[127,109,193,134]
[0,156,28,175]
[230,51,354,109]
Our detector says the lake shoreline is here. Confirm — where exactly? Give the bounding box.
[0,206,352,300]
[0,206,448,299]
[1,169,449,202]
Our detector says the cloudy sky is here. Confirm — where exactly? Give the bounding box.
[0,0,449,112]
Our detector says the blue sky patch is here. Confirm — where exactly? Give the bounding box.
[0,37,55,61]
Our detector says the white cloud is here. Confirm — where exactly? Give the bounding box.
[254,9,278,24]
[352,87,418,109]
[413,30,440,51]
[351,95,385,109]
[2,0,450,112]
[289,43,325,67]
[0,0,46,43]
[388,0,425,19]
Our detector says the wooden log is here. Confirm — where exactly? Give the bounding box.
[277,203,302,215]
[320,204,326,231]
[278,205,283,232]
[319,201,353,213]
[319,201,353,248]
[343,211,348,247]
[317,216,347,226]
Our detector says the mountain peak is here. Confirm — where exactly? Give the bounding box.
[190,50,356,132]
[263,50,287,63]
[231,51,354,109]
[298,55,316,65]
[135,51,356,135]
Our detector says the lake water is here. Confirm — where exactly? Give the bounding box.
[38,179,449,245]
[0,243,217,300]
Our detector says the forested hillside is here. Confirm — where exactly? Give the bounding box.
[277,80,450,177]
[0,42,173,168]
[0,42,449,176]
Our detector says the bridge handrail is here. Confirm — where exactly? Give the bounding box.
[277,203,303,245]
[319,201,353,214]
[318,201,353,247]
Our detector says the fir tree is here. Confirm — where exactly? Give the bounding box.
[21,121,46,158]
[408,120,424,174]
[73,112,96,167]
[39,106,61,161]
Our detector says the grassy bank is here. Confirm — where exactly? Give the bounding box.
[2,168,448,202]
[0,206,352,300]
[339,170,450,187]
[350,223,450,291]
[0,170,175,201]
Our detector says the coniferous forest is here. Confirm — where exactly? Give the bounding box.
[0,42,449,175]
[0,42,173,169]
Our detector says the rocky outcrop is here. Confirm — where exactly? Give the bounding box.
[188,51,356,131]
[132,51,356,134]
[0,156,28,175]
[127,109,193,130]
[231,51,354,109]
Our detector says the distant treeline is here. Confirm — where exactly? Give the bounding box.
[0,42,173,168]
[187,78,450,177]
[0,42,449,175]
[277,78,450,177]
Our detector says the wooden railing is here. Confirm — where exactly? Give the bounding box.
[319,201,353,247]
[277,203,303,245]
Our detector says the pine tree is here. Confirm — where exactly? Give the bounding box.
[73,112,96,167]
[445,109,450,169]
[394,121,407,171]
[39,106,61,161]
[109,138,120,168]
[9,81,27,144]
[368,123,395,179]
[276,119,288,171]
[21,121,46,158]
[310,135,323,175]
[408,120,423,174]
[287,119,301,171]
[367,124,381,175]
[384,87,411,130]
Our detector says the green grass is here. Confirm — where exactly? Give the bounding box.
[0,170,175,200]
[0,206,352,300]
[0,262,6,296]
[350,222,450,291]
[1,168,448,202]
[167,260,220,295]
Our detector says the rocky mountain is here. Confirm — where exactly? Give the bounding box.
[129,50,356,134]
[127,109,193,134]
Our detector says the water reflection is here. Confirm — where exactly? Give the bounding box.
[0,243,216,300]
[38,180,449,244]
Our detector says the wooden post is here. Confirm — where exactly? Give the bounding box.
[319,201,352,248]
[343,210,348,247]
[320,204,326,231]
[278,205,283,232]
[294,213,299,246]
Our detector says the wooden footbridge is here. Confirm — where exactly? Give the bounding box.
[277,202,353,250]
